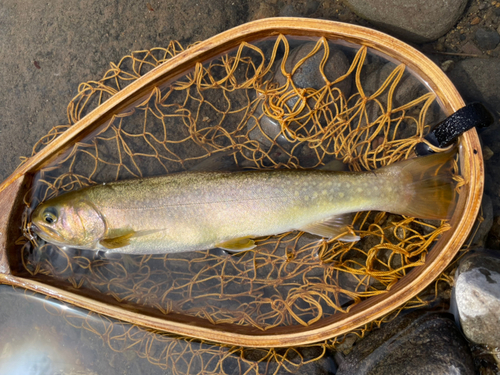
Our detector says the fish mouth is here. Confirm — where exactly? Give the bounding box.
[30,222,64,244]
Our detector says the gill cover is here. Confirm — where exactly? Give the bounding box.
[32,196,106,249]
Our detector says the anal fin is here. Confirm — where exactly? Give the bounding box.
[216,237,256,253]
[299,214,359,242]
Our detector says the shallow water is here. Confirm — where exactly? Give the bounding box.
[0,285,336,375]
[9,35,455,335]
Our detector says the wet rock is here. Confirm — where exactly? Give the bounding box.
[342,0,467,43]
[447,58,500,122]
[360,62,429,128]
[454,250,500,348]
[486,216,500,248]
[364,62,423,108]
[248,43,352,150]
[474,28,500,50]
[273,42,352,96]
[336,311,475,375]
[452,58,500,215]
[471,194,494,247]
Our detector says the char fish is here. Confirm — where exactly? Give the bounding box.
[31,151,455,254]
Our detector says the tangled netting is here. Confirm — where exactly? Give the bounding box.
[19,35,466,347]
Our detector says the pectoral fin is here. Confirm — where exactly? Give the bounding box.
[100,231,136,249]
[100,229,161,249]
[216,237,256,252]
[299,214,359,242]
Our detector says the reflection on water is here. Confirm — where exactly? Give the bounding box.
[0,285,335,374]
[16,35,457,332]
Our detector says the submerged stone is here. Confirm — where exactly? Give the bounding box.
[336,311,475,375]
[248,42,352,151]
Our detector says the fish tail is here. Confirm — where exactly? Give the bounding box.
[385,150,456,220]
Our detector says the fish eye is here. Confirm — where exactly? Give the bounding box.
[42,208,58,225]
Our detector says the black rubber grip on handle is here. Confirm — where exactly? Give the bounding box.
[415,102,494,156]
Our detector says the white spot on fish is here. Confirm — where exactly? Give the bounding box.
[339,192,345,198]
[304,196,310,201]
[357,188,363,193]
[322,190,327,195]
[294,191,300,197]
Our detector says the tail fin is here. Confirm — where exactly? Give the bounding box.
[383,150,456,220]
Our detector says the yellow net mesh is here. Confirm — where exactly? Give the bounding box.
[18,34,465,352]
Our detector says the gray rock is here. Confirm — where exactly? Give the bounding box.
[449,58,500,215]
[273,42,352,97]
[447,58,500,122]
[336,311,475,375]
[363,62,423,108]
[471,194,494,247]
[454,250,500,348]
[342,0,467,43]
[359,62,434,131]
[475,28,500,50]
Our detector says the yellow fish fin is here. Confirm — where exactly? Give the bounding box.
[100,229,161,249]
[216,237,256,252]
[299,215,359,242]
[100,231,136,249]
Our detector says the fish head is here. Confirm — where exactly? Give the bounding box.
[31,193,106,249]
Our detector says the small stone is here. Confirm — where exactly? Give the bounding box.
[471,16,482,25]
[453,250,500,348]
[440,60,454,72]
[483,145,494,160]
[336,311,475,374]
[475,28,500,50]
[460,41,483,55]
[434,40,445,51]
[479,2,487,10]
[495,7,500,16]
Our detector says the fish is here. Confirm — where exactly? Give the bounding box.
[30,151,456,254]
